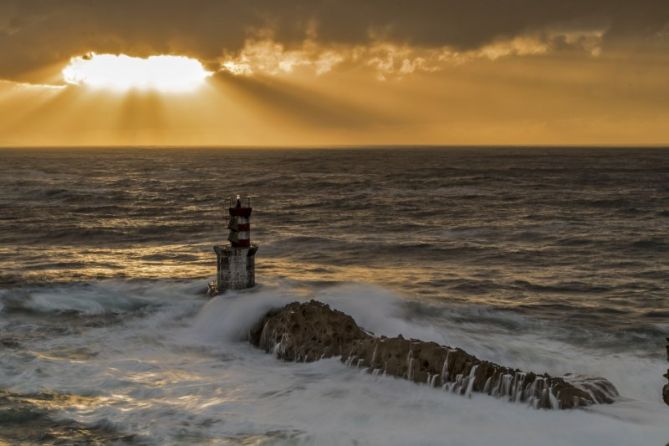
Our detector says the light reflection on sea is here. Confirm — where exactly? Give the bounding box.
[0,147,668,353]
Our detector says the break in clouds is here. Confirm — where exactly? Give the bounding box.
[1,0,668,82]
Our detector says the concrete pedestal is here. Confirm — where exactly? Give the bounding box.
[213,244,257,292]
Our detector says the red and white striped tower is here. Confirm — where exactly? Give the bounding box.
[228,195,251,248]
[210,195,258,294]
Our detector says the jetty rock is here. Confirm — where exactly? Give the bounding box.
[249,300,618,410]
[664,337,669,406]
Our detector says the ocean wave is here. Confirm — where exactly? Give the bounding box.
[0,390,140,445]
[0,279,667,445]
[511,280,612,294]
[0,282,156,316]
[629,238,669,252]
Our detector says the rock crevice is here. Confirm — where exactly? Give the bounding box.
[249,300,619,410]
[662,338,669,405]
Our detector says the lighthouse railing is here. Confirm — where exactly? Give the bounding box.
[227,196,252,208]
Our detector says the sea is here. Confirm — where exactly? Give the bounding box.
[0,147,667,445]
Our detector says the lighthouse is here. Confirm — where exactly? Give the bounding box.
[209,195,258,295]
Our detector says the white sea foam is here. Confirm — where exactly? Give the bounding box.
[0,280,199,315]
[0,280,667,445]
[186,288,292,343]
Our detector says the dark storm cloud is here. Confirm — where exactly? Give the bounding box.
[1,0,668,81]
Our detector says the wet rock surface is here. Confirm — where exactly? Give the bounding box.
[662,338,669,406]
[250,300,619,410]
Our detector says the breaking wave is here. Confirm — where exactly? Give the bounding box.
[0,280,667,445]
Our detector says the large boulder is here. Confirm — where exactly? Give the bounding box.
[249,299,368,361]
[664,338,669,406]
[249,300,619,410]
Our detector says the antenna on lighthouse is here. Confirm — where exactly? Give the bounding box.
[209,195,258,296]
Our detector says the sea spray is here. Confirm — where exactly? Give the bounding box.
[0,280,667,444]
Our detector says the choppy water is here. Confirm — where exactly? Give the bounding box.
[0,148,668,445]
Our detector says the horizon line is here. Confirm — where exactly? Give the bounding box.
[1,143,669,150]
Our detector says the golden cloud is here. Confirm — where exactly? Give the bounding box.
[218,27,607,80]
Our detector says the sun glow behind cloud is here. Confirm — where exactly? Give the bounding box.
[62,54,212,92]
[0,14,665,148]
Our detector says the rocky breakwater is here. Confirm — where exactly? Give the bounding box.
[249,300,619,410]
[662,338,669,405]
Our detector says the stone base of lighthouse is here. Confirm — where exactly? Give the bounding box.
[211,245,258,294]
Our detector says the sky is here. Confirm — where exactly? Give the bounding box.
[1,0,668,147]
